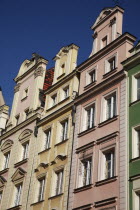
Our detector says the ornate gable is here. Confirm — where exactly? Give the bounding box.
[11,167,26,184]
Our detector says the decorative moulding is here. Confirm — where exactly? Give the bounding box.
[14,83,21,93]
[34,66,44,78]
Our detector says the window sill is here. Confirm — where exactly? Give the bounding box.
[0,168,9,175]
[31,200,44,206]
[103,68,117,79]
[21,96,28,102]
[47,104,57,112]
[54,138,68,146]
[57,73,65,80]
[130,99,140,106]
[78,126,96,137]
[58,96,70,105]
[7,205,22,210]
[98,116,118,127]
[95,176,117,186]
[38,148,51,155]
[14,158,28,167]
[74,184,93,193]
[48,193,63,200]
[84,80,97,91]
[130,156,140,162]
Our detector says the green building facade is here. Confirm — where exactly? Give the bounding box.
[122,42,140,210]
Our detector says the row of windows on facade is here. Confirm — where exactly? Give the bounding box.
[0,170,64,207]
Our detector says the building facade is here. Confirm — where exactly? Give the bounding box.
[68,6,136,210]
[122,42,140,210]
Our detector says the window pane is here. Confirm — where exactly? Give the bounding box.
[137,78,140,100]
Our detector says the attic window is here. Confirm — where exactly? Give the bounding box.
[101,36,108,48]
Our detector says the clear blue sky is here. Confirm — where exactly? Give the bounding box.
[0,0,140,108]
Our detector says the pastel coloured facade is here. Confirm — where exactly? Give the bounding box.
[30,44,79,210]
[68,6,136,210]
[122,42,140,210]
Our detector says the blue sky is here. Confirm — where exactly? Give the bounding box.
[0,0,140,108]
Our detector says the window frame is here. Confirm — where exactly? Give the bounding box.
[105,53,117,74]
[131,72,140,102]
[60,119,69,142]
[38,177,45,202]
[14,183,22,207]
[132,125,140,159]
[3,152,10,170]
[101,90,117,123]
[22,142,29,160]
[55,170,63,196]
[86,67,97,86]
[44,129,51,150]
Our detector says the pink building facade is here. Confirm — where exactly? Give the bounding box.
[68,6,136,210]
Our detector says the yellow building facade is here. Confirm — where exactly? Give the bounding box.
[31,44,79,210]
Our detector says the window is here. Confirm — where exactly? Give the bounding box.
[14,184,22,206]
[22,143,29,160]
[15,114,20,125]
[55,171,63,195]
[3,152,10,169]
[101,36,107,48]
[0,191,2,203]
[44,129,51,149]
[86,69,96,85]
[25,108,29,120]
[133,191,140,210]
[137,77,140,100]
[78,158,92,188]
[102,93,116,121]
[82,104,95,131]
[105,55,117,73]
[132,127,140,158]
[63,87,69,99]
[38,178,45,202]
[61,120,68,141]
[100,149,115,180]
[51,94,57,106]
[22,88,28,100]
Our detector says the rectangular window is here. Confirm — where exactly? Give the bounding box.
[51,94,57,106]
[104,151,114,179]
[63,87,69,99]
[55,171,63,195]
[15,114,20,125]
[14,184,22,206]
[25,108,29,120]
[78,158,92,187]
[106,94,116,120]
[61,120,68,141]
[102,36,107,48]
[22,143,29,160]
[83,105,95,131]
[38,178,45,202]
[137,77,140,100]
[0,191,2,203]
[44,129,51,149]
[3,152,10,169]
[86,69,96,85]
[105,55,117,73]
[133,128,140,158]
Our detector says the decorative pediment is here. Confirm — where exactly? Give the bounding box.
[1,139,13,153]
[92,8,113,29]
[34,162,49,172]
[19,129,33,141]
[51,154,67,165]
[0,176,6,189]
[11,167,26,184]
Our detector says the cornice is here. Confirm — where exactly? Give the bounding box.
[0,113,41,140]
[44,69,78,94]
[74,70,125,105]
[77,33,136,72]
[122,51,140,70]
[37,101,73,127]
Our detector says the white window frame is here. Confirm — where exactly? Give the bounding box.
[44,129,51,150]
[133,189,140,210]
[101,90,117,122]
[132,125,140,159]
[55,170,63,195]
[99,146,115,181]
[105,53,117,74]
[78,157,92,188]
[14,184,22,206]
[63,86,69,99]
[22,142,29,160]
[60,120,68,142]
[101,35,109,49]
[132,72,140,102]
[86,67,97,86]
[38,178,45,202]
[3,152,10,169]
